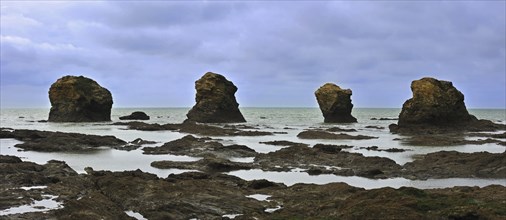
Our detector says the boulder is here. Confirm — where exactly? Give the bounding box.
[397,77,476,127]
[315,83,357,123]
[48,75,113,122]
[185,72,246,123]
[119,111,150,120]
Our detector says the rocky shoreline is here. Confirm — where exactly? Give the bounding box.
[1,121,505,218]
[1,155,505,219]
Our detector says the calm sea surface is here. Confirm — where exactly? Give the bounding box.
[1,108,505,189]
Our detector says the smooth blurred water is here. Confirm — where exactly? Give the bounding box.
[1,107,505,189]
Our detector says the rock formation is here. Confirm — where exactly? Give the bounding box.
[119,111,150,120]
[185,72,246,123]
[315,83,357,123]
[397,77,476,127]
[48,75,113,122]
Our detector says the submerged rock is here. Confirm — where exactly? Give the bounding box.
[119,111,150,120]
[315,83,357,123]
[48,75,113,122]
[185,72,246,123]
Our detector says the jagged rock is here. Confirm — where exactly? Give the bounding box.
[315,83,357,123]
[185,72,246,123]
[119,111,150,120]
[48,75,113,122]
[398,77,476,127]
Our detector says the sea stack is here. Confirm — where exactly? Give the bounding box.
[397,77,476,127]
[48,75,113,122]
[185,72,246,123]
[315,83,357,123]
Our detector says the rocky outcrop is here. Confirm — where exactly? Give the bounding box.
[390,77,506,134]
[185,72,246,123]
[315,83,357,123]
[48,75,113,122]
[398,77,476,127]
[119,111,150,120]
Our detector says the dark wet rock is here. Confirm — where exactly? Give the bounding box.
[113,138,156,151]
[371,117,398,120]
[0,155,23,163]
[313,144,353,153]
[113,121,273,136]
[403,151,506,179]
[143,135,257,158]
[48,75,113,122]
[259,140,308,147]
[185,72,246,123]
[0,155,77,188]
[151,157,253,172]
[315,83,357,123]
[91,171,268,219]
[468,132,506,139]
[246,179,283,189]
[359,146,409,153]
[119,111,150,120]
[365,125,385,129]
[223,124,259,130]
[2,157,506,219]
[326,127,357,132]
[297,130,377,140]
[395,132,506,146]
[254,145,402,178]
[0,128,126,152]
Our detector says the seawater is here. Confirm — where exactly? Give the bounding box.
[1,107,505,189]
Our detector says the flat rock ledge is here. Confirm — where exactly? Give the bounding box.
[0,128,126,152]
[113,121,273,136]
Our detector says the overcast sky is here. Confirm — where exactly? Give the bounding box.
[1,1,505,108]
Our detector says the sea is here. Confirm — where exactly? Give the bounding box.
[1,108,505,190]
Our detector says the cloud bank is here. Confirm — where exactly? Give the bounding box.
[1,1,504,108]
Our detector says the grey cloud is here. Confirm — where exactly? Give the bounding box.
[1,1,504,108]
